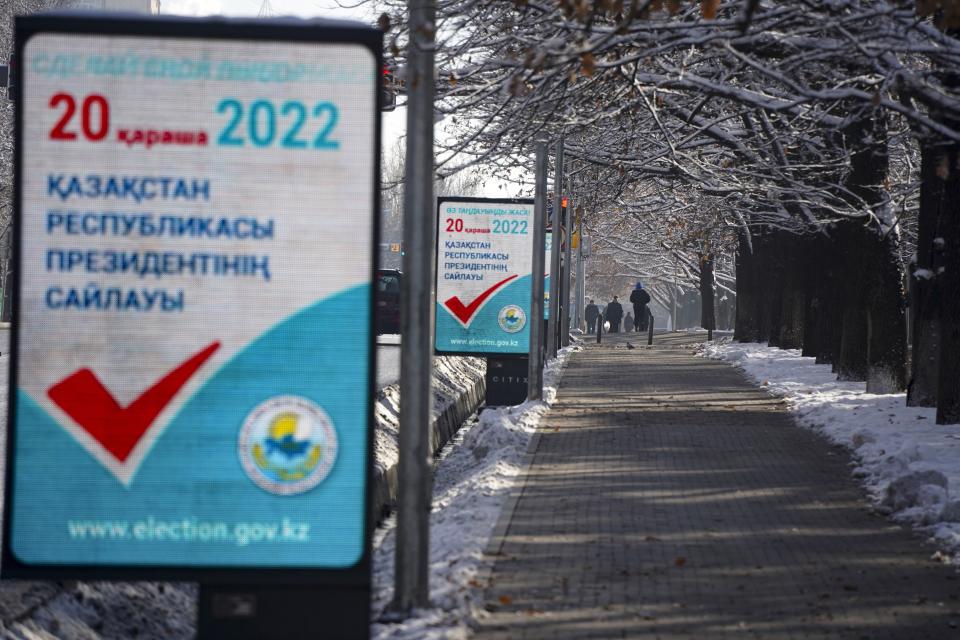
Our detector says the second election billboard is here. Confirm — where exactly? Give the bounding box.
[435,197,535,356]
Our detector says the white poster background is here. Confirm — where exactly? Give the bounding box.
[436,199,534,328]
[19,34,375,484]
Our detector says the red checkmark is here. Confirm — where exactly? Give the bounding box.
[47,341,220,463]
[443,274,518,326]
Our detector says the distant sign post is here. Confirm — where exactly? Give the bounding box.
[6,14,380,638]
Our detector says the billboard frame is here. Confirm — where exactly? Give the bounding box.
[3,13,382,586]
[434,195,536,359]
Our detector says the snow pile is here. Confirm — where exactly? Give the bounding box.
[701,341,960,559]
[0,349,487,638]
[373,356,486,481]
[371,346,578,639]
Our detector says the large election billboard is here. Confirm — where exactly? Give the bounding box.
[5,15,380,582]
[435,197,535,356]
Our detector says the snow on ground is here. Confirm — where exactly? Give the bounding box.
[0,340,566,637]
[370,346,578,639]
[701,340,960,561]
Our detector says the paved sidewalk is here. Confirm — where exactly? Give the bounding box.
[472,334,960,639]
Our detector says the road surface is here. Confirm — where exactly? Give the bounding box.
[376,334,401,388]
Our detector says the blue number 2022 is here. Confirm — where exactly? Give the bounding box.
[216,98,340,150]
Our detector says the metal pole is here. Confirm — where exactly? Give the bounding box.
[575,234,584,331]
[547,138,563,358]
[560,176,573,347]
[528,144,548,401]
[573,247,580,331]
[1,226,13,323]
[390,0,435,616]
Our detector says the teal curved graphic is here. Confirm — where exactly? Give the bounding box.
[436,274,532,354]
[11,285,370,568]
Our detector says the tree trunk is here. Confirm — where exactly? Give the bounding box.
[825,258,845,368]
[835,111,897,383]
[801,234,823,358]
[935,143,960,423]
[734,229,759,342]
[835,221,869,381]
[907,142,945,406]
[847,117,908,394]
[762,230,785,346]
[811,229,841,365]
[777,235,805,350]
[752,230,768,342]
[700,254,716,332]
[864,228,908,394]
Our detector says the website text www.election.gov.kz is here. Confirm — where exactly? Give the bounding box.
[66,516,310,547]
[448,337,520,348]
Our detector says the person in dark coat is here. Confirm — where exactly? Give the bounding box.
[624,312,634,332]
[605,296,624,333]
[629,282,651,331]
[585,299,600,334]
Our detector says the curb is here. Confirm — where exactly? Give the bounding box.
[371,357,487,523]
[482,427,542,559]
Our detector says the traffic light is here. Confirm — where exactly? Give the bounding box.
[382,62,397,112]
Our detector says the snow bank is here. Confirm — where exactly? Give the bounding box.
[371,346,578,639]
[701,341,960,560]
[0,352,486,638]
[373,356,486,520]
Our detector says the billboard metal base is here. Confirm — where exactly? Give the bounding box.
[485,356,529,406]
[198,584,370,639]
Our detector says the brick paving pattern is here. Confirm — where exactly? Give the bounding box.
[472,334,960,639]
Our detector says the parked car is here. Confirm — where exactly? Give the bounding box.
[376,269,402,334]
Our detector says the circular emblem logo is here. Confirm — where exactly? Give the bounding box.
[498,304,526,333]
[238,396,338,496]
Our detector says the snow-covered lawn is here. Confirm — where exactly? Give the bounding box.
[371,346,578,639]
[701,341,960,561]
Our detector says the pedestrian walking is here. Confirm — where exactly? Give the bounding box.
[629,282,651,332]
[605,296,624,333]
[585,299,600,334]
[624,312,634,332]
